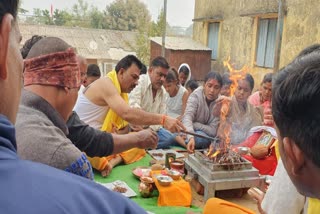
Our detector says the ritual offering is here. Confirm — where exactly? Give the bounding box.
[167,169,181,180]
[156,175,173,187]
[132,166,151,179]
[139,176,154,198]
[238,146,249,155]
[97,180,137,197]
[165,152,176,169]
[151,163,163,171]
[152,152,164,158]
[169,160,184,173]
[112,185,127,193]
[185,149,265,200]
[148,149,184,161]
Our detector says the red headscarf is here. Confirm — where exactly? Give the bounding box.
[24,48,80,89]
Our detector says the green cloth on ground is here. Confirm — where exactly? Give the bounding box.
[95,154,202,214]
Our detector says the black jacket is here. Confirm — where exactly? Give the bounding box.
[67,111,114,157]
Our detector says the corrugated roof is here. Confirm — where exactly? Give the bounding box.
[20,24,138,60]
[150,36,211,51]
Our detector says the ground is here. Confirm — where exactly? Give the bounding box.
[190,185,259,213]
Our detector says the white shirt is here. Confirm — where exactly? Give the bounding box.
[129,73,167,131]
[73,92,109,130]
[166,85,187,118]
[261,159,305,214]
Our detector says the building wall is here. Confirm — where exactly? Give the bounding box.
[150,41,166,63]
[280,0,320,67]
[167,50,212,81]
[86,59,98,65]
[193,0,320,88]
[150,41,212,81]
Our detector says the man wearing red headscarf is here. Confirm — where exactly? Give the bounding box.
[16,37,93,179]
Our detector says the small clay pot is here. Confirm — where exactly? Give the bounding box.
[170,160,184,173]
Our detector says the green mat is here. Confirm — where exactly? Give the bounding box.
[94,154,202,214]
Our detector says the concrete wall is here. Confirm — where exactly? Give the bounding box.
[193,0,320,89]
[280,0,320,67]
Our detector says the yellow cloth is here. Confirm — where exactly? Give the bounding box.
[101,70,128,132]
[88,70,145,171]
[203,198,255,214]
[151,171,192,207]
[308,198,320,214]
[273,140,280,160]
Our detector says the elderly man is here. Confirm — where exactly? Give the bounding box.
[16,37,93,179]
[0,1,146,213]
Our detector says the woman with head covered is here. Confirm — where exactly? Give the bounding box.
[178,63,192,86]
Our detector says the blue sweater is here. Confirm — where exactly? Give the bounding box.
[0,114,146,214]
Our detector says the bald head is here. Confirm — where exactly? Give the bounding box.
[77,55,88,84]
[26,37,72,59]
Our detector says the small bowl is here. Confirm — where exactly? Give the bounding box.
[156,175,173,186]
[238,147,249,155]
[167,170,181,180]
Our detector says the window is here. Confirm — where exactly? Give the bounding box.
[208,22,220,60]
[256,18,277,68]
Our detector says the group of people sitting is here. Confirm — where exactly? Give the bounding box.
[1,1,320,213]
[70,51,277,178]
[16,26,278,181]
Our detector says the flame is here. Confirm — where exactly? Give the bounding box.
[210,150,220,158]
[220,99,231,148]
[223,56,248,96]
[207,145,213,157]
[219,57,249,151]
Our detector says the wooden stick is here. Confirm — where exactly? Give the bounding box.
[180,130,218,142]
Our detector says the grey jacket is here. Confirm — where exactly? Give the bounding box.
[16,90,93,180]
[182,86,220,140]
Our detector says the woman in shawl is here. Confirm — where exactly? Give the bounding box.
[217,74,278,175]
[226,74,262,145]
[178,63,191,86]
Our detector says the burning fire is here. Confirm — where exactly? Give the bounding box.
[219,57,248,152]
[211,150,220,158]
[207,143,221,159]
[206,57,248,162]
[223,56,248,96]
[220,56,249,149]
